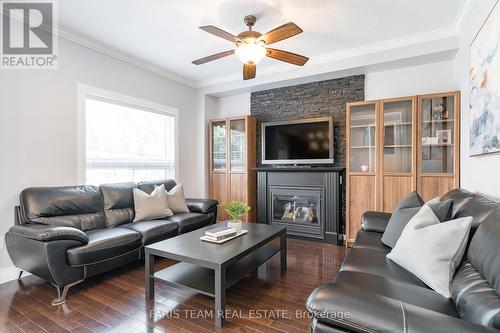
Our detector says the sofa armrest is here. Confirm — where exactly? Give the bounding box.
[8,224,89,244]
[186,198,218,214]
[307,282,496,333]
[361,211,391,233]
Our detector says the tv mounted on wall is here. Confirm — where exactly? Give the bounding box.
[262,116,334,165]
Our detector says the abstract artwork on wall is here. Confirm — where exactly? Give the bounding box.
[469,0,500,156]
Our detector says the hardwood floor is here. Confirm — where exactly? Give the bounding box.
[0,238,345,333]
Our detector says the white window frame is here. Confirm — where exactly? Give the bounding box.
[77,83,179,185]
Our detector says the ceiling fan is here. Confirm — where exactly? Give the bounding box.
[192,15,309,80]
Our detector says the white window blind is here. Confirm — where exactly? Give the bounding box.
[85,97,176,185]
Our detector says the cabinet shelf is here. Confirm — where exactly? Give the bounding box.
[350,124,376,129]
[422,119,454,124]
[384,145,412,148]
[384,122,412,127]
[422,144,454,147]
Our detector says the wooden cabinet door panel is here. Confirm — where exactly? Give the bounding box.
[348,175,376,241]
[210,173,229,221]
[419,176,456,202]
[382,175,414,212]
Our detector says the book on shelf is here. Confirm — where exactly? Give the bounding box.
[205,226,237,238]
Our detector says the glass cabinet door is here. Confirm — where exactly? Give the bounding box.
[349,103,376,172]
[382,100,413,173]
[211,121,227,171]
[420,95,455,174]
[230,119,246,172]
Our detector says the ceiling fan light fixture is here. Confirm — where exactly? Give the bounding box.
[235,40,267,65]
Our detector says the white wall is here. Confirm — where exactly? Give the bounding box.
[212,93,251,118]
[365,60,455,100]
[0,37,202,274]
[454,0,500,201]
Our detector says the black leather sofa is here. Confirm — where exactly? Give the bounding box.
[6,179,217,305]
[307,189,500,332]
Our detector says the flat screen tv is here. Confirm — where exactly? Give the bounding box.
[262,117,334,164]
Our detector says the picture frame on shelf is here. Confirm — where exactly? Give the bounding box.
[436,129,452,145]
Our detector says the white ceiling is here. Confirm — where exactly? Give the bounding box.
[58,0,468,87]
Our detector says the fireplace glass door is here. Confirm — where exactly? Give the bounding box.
[269,186,323,238]
[273,194,319,225]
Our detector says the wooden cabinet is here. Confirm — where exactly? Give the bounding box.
[209,116,256,222]
[417,92,460,201]
[346,92,460,245]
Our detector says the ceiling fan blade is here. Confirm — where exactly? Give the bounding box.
[266,48,309,66]
[192,50,235,65]
[259,22,303,45]
[199,25,239,43]
[243,63,256,80]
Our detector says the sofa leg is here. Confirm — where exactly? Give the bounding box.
[18,270,23,279]
[51,280,83,306]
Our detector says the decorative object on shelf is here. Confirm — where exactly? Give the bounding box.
[422,137,439,145]
[432,101,448,120]
[360,165,369,172]
[469,0,500,156]
[363,127,371,146]
[436,129,452,145]
[224,201,251,233]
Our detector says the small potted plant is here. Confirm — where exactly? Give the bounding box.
[225,201,251,233]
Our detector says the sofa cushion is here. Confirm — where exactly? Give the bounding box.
[451,261,500,328]
[352,229,390,253]
[100,182,136,227]
[452,195,499,242]
[137,179,177,194]
[132,185,172,222]
[67,228,141,266]
[167,212,211,233]
[20,185,104,231]
[341,247,427,287]
[467,208,500,295]
[441,188,476,217]
[334,271,459,317]
[386,205,472,298]
[381,191,424,247]
[119,220,179,245]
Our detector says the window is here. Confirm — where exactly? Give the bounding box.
[79,87,177,185]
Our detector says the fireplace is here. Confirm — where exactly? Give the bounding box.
[270,186,323,238]
[256,167,344,244]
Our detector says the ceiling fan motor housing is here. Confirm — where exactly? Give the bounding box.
[244,15,257,29]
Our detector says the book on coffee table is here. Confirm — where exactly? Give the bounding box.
[205,226,236,238]
[200,229,248,244]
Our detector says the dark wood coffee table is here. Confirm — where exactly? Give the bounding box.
[144,222,287,327]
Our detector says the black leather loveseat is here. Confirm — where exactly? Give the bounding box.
[6,179,217,305]
[307,189,500,332]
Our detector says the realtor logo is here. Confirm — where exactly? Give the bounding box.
[1,0,58,68]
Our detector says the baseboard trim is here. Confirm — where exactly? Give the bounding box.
[0,266,31,285]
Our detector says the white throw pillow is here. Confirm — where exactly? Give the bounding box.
[386,204,472,298]
[133,184,173,222]
[166,183,190,214]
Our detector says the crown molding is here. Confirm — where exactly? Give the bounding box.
[453,0,477,34]
[55,26,197,88]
